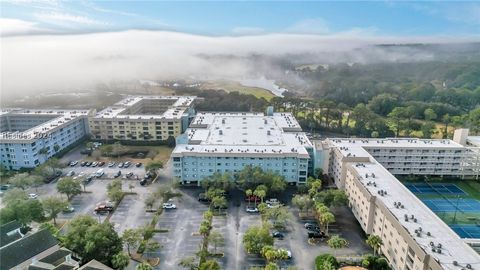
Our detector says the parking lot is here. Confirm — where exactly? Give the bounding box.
[63,161,146,181]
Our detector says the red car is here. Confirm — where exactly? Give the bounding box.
[245,195,261,203]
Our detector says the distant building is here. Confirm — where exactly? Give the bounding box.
[317,135,480,270]
[0,229,78,270]
[89,96,196,142]
[0,109,91,170]
[172,111,315,184]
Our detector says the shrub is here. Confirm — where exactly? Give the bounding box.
[315,254,339,270]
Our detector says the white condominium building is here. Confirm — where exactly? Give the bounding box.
[0,109,91,170]
[318,136,480,270]
[171,111,315,184]
[89,96,196,142]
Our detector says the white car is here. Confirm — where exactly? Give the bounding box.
[67,170,75,177]
[266,198,279,204]
[108,162,116,167]
[278,249,292,259]
[28,193,38,199]
[162,203,177,209]
[246,206,259,213]
[69,161,78,166]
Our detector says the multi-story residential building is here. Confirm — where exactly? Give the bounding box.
[89,96,196,142]
[171,111,315,184]
[0,109,91,170]
[317,136,480,270]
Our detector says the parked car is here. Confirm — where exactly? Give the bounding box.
[84,175,94,183]
[246,206,259,213]
[91,161,98,167]
[63,205,75,213]
[98,161,105,167]
[66,170,75,177]
[308,231,326,239]
[162,202,177,209]
[28,193,38,199]
[245,195,261,203]
[265,198,279,204]
[126,172,134,178]
[108,162,116,167]
[304,222,320,230]
[198,193,211,202]
[272,231,284,239]
[80,161,87,167]
[139,179,148,186]
[113,171,121,178]
[94,204,113,214]
[69,161,78,166]
[85,162,92,167]
[118,162,124,168]
[73,172,85,180]
[0,184,11,191]
[123,161,131,168]
[135,162,142,167]
[95,169,104,178]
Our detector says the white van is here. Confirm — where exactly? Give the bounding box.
[95,169,104,178]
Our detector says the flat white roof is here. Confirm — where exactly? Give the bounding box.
[0,109,90,141]
[467,136,480,147]
[94,96,196,120]
[328,138,480,269]
[173,112,311,157]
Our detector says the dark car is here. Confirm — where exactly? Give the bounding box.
[198,193,211,203]
[113,171,121,178]
[84,175,94,183]
[135,162,142,167]
[98,161,105,167]
[139,179,148,186]
[305,223,321,231]
[308,231,326,239]
[94,205,114,214]
[272,231,284,239]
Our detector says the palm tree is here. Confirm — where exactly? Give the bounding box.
[319,211,335,235]
[366,234,383,256]
[253,188,266,204]
[245,189,253,207]
[111,252,130,270]
[135,262,153,270]
[327,235,348,257]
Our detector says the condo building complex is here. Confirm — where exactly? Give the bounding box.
[89,96,196,141]
[0,109,91,170]
[317,137,480,270]
[171,110,315,184]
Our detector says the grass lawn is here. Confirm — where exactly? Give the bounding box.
[200,80,275,100]
[87,144,173,165]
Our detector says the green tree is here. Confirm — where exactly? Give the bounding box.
[327,235,348,256]
[144,194,156,210]
[135,262,153,270]
[318,211,335,235]
[366,234,384,256]
[421,121,436,138]
[39,222,60,236]
[0,190,44,227]
[63,215,123,265]
[199,260,220,270]
[42,196,68,224]
[264,262,279,270]
[253,186,267,204]
[111,252,130,270]
[145,160,163,172]
[122,228,143,255]
[211,196,227,213]
[208,230,224,253]
[57,177,82,200]
[8,173,34,190]
[243,225,274,255]
[178,256,198,270]
[388,107,407,137]
[292,194,313,215]
[424,108,437,121]
[315,254,339,270]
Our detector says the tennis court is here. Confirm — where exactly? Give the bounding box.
[422,198,480,213]
[450,224,480,239]
[405,183,466,195]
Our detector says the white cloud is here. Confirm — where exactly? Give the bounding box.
[231,27,265,35]
[285,18,330,34]
[34,11,109,28]
[1,30,478,99]
[0,18,54,36]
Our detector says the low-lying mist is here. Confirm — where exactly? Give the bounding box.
[1,30,479,101]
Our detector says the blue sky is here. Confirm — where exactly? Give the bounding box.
[1,1,480,36]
